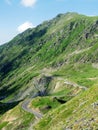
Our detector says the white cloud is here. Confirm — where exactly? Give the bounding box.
[21,0,37,7]
[17,21,35,33]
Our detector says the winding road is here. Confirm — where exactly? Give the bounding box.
[22,99,43,119]
[21,79,87,120]
[64,80,87,90]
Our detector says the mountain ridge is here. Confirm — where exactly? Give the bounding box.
[0,12,98,130]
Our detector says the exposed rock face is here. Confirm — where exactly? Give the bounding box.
[33,75,53,96]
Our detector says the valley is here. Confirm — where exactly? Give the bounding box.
[0,12,98,129]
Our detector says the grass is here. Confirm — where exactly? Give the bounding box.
[34,85,98,130]
[1,13,98,130]
[0,122,8,130]
[30,96,61,114]
[53,63,98,87]
[0,102,35,130]
[1,12,98,102]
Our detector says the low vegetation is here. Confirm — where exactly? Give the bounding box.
[0,12,98,129]
[0,102,35,130]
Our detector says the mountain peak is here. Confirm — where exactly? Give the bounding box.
[1,12,98,130]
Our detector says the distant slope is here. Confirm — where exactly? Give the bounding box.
[1,12,98,130]
[0,12,98,101]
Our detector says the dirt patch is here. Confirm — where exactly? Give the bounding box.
[92,63,98,69]
[88,77,98,80]
[3,110,17,123]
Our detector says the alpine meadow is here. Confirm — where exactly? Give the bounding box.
[1,12,98,130]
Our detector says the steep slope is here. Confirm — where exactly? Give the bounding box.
[0,102,35,130]
[1,12,98,101]
[35,85,98,130]
[0,12,98,130]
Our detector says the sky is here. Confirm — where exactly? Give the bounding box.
[0,0,98,45]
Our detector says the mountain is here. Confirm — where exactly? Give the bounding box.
[0,12,98,129]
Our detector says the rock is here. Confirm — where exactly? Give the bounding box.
[91,102,98,109]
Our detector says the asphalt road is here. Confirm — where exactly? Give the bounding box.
[22,99,43,119]
[64,80,87,90]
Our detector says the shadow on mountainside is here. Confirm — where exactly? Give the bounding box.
[0,85,19,101]
[0,100,21,115]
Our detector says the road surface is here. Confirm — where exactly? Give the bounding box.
[22,99,43,119]
[64,80,87,90]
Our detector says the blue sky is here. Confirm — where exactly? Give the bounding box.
[0,0,98,45]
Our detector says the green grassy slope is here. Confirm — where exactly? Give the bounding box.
[0,12,98,130]
[0,102,35,130]
[0,13,98,101]
[35,85,98,130]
